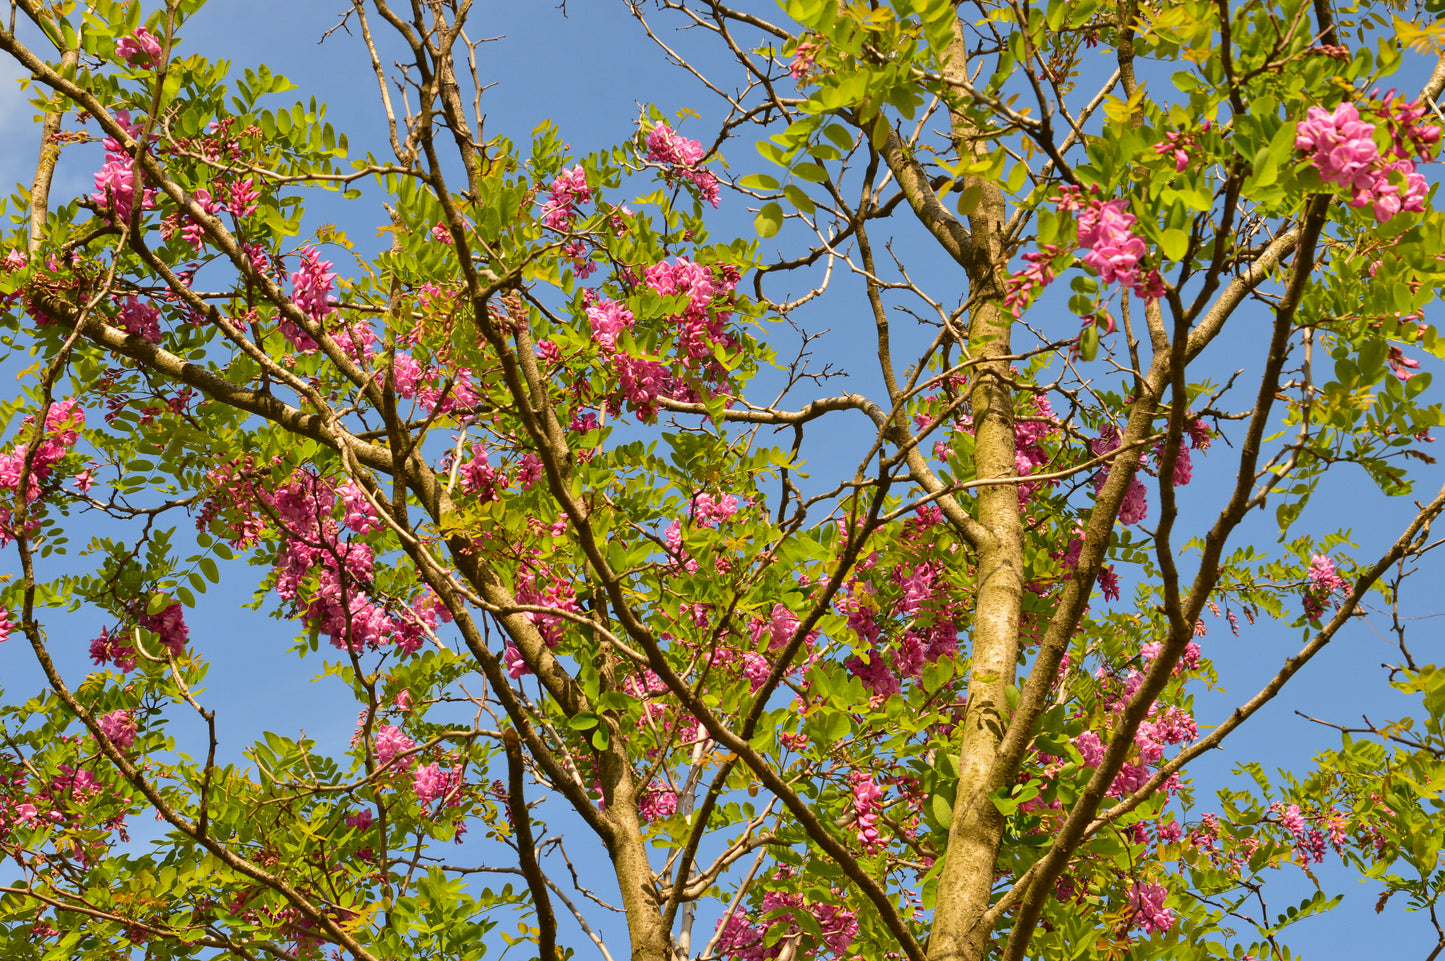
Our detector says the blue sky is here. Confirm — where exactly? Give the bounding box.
[2,2,1444,958]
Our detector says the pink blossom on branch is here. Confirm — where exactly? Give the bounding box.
[116,28,163,68]
[645,122,720,207]
[1128,882,1175,934]
[98,710,138,749]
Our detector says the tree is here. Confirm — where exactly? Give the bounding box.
[3,0,1445,958]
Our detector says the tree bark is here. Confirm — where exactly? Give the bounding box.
[926,16,1023,961]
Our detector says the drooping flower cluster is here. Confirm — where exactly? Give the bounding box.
[645,122,720,207]
[413,762,463,806]
[849,772,885,850]
[1302,553,1348,620]
[540,165,591,231]
[788,40,819,82]
[0,399,86,546]
[202,467,448,655]
[91,110,156,225]
[1075,199,1163,297]
[1016,396,1060,506]
[712,869,859,961]
[838,508,963,701]
[1294,97,1439,222]
[280,247,337,351]
[597,257,742,419]
[372,724,415,770]
[1090,425,1149,526]
[1128,882,1174,935]
[1003,244,1059,318]
[97,710,138,750]
[116,28,162,68]
[139,602,190,657]
[116,295,162,344]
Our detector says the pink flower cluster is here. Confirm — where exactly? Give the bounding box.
[373,724,415,769]
[1302,553,1347,620]
[1295,98,1439,222]
[280,247,336,349]
[582,257,742,420]
[502,564,580,678]
[0,399,86,545]
[116,295,162,344]
[97,710,137,749]
[413,762,463,806]
[458,446,506,502]
[1128,882,1174,935]
[1004,244,1058,318]
[638,788,678,822]
[849,772,885,850]
[1090,425,1148,526]
[278,247,378,363]
[256,469,448,654]
[1152,130,1195,172]
[540,165,591,231]
[713,870,859,961]
[839,552,961,701]
[388,352,478,416]
[645,122,720,207]
[586,299,634,352]
[139,601,190,657]
[1016,396,1060,506]
[788,41,819,82]
[1076,199,1163,297]
[645,256,740,367]
[92,110,156,225]
[116,28,162,67]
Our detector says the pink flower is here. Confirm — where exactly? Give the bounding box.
[226,177,259,217]
[540,165,591,230]
[789,41,819,81]
[337,480,382,533]
[373,724,415,769]
[1153,131,1193,172]
[1077,199,1148,288]
[639,789,678,822]
[0,607,13,643]
[586,299,634,353]
[138,602,189,656]
[504,643,530,678]
[413,762,461,805]
[289,247,338,323]
[116,295,162,344]
[98,709,137,749]
[1303,553,1347,619]
[116,28,162,68]
[89,628,137,673]
[645,123,719,207]
[1074,730,1105,767]
[1129,882,1174,934]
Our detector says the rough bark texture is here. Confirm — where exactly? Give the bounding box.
[925,20,1023,961]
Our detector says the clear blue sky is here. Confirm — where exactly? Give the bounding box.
[2,3,1443,958]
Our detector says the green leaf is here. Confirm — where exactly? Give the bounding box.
[931,793,954,827]
[755,202,784,238]
[791,161,828,183]
[783,184,816,214]
[738,173,780,191]
[1160,227,1189,261]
